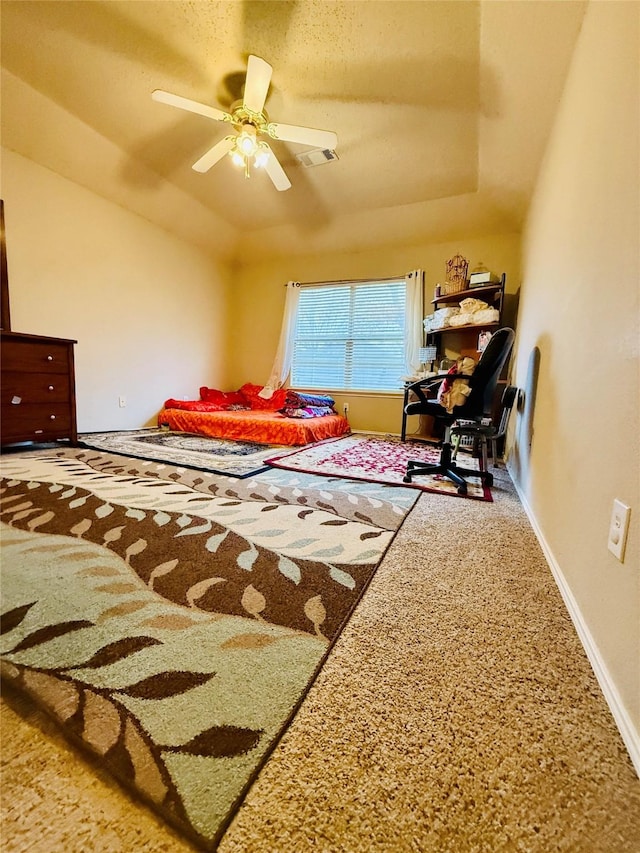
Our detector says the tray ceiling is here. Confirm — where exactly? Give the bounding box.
[0,1,587,259]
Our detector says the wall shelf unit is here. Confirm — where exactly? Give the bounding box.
[426,273,506,361]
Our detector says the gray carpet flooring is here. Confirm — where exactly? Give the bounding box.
[2,464,639,852]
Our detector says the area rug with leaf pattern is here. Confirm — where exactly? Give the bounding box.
[267,433,493,501]
[0,447,418,851]
[79,429,285,478]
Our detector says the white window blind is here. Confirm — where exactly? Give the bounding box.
[290,279,406,392]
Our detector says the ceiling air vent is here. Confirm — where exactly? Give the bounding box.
[295,148,339,168]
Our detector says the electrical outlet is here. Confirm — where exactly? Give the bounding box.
[119,396,126,408]
[607,499,631,562]
[343,402,349,415]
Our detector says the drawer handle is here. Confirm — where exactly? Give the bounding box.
[48,385,55,391]
[47,355,54,362]
[11,396,22,405]
[50,414,56,420]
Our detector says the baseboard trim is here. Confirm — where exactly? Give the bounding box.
[507,463,640,777]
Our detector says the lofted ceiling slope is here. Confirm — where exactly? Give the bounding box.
[0,1,587,260]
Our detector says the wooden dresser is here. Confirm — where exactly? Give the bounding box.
[1,331,78,447]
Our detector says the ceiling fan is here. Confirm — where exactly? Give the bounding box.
[152,55,338,191]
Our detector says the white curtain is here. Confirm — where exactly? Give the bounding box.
[258,281,301,398]
[404,269,424,374]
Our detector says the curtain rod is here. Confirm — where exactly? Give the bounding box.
[285,275,408,287]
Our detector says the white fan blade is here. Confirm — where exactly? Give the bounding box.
[192,136,236,173]
[262,145,291,191]
[243,55,272,114]
[152,89,231,123]
[268,122,337,150]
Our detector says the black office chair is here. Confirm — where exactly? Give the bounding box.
[450,384,519,479]
[402,327,515,494]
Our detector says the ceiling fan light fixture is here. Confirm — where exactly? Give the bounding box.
[230,134,270,178]
[254,144,270,169]
[237,125,258,156]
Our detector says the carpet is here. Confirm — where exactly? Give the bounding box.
[0,447,418,851]
[267,434,493,501]
[78,430,283,478]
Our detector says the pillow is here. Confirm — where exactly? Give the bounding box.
[239,383,288,411]
[199,386,223,402]
[285,391,335,408]
[280,405,336,419]
[199,387,247,407]
[164,397,186,409]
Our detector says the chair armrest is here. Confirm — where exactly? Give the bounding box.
[406,373,471,388]
[405,377,439,392]
[404,373,474,407]
[404,376,440,406]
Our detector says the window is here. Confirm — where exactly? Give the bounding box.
[290,279,406,392]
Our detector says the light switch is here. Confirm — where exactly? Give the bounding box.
[608,499,631,562]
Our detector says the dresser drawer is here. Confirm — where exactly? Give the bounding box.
[1,338,71,374]
[1,403,72,441]
[1,371,70,405]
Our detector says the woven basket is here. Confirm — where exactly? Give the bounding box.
[442,279,466,295]
[444,254,469,295]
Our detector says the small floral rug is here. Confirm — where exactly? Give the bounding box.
[79,430,284,478]
[267,434,492,501]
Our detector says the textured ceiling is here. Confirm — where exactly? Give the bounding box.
[0,1,587,259]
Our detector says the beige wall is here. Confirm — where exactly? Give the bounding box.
[230,234,520,434]
[2,149,232,431]
[509,1,639,757]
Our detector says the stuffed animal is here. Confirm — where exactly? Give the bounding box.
[437,356,476,413]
